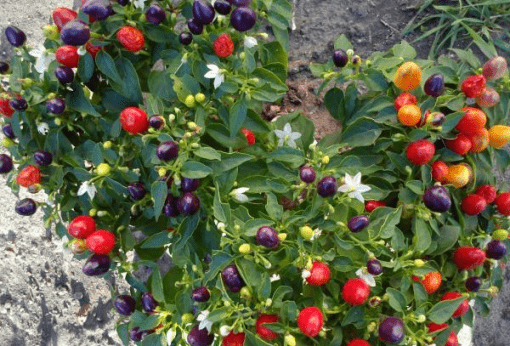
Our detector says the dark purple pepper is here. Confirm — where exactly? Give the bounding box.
[191,286,211,302]
[366,259,383,275]
[82,254,111,276]
[114,295,136,315]
[317,176,337,197]
[333,49,348,68]
[221,264,245,292]
[486,240,507,260]
[163,195,180,218]
[232,0,251,6]
[61,21,90,46]
[177,192,200,215]
[149,115,165,130]
[157,140,179,161]
[55,66,75,84]
[127,182,146,200]
[378,317,405,344]
[299,166,316,184]
[117,0,129,5]
[256,226,279,249]
[214,1,231,15]
[15,198,37,216]
[181,177,200,192]
[348,215,369,233]
[204,252,212,263]
[34,150,53,166]
[130,327,144,342]
[2,124,15,139]
[179,32,193,45]
[230,7,256,32]
[82,0,113,20]
[0,154,13,173]
[141,292,158,313]
[5,26,26,47]
[46,98,66,114]
[423,73,445,98]
[9,98,28,111]
[193,0,215,25]
[465,276,482,292]
[188,19,204,35]
[146,3,166,25]
[0,62,9,74]
[423,185,451,212]
[187,324,215,346]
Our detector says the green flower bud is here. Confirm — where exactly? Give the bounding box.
[284,334,296,346]
[414,259,426,267]
[2,138,14,148]
[239,243,251,254]
[195,93,206,103]
[158,168,167,177]
[278,233,287,241]
[88,208,97,217]
[493,229,508,240]
[240,286,251,300]
[300,225,314,240]
[43,25,59,40]
[103,141,113,149]
[181,313,194,324]
[96,163,111,176]
[321,156,330,164]
[184,95,196,108]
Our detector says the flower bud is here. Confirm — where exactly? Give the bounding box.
[240,52,246,59]
[182,313,194,324]
[158,168,167,177]
[238,243,251,254]
[195,93,206,103]
[493,229,508,241]
[416,314,426,323]
[219,326,231,337]
[96,163,111,176]
[240,286,251,299]
[54,118,62,126]
[265,298,272,307]
[300,225,314,240]
[321,156,330,164]
[97,210,108,217]
[43,24,59,40]
[284,334,296,346]
[184,95,196,108]
[187,122,198,130]
[414,259,425,267]
[169,114,176,121]
[103,141,113,149]
[488,286,499,297]
[278,233,287,241]
[88,208,97,217]
[2,137,14,148]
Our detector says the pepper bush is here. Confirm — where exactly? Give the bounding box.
[2,0,510,345]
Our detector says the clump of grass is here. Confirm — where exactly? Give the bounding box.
[403,0,510,58]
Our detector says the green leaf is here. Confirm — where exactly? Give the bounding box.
[209,152,254,174]
[427,297,465,323]
[66,82,101,117]
[78,53,94,83]
[141,333,164,346]
[95,50,123,84]
[151,180,168,221]
[148,70,176,100]
[236,257,262,290]
[151,268,165,303]
[214,188,231,223]
[245,330,273,346]
[334,34,353,50]
[429,225,460,255]
[265,193,283,221]
[194,147,221,161]
[116,323,130,346]
[229,99,247,138]
[268,147,305,166]
[340,118,383,147]
[114,57,143,104]
[141,231,170,249]
[272,286,293,307]
[414,217,432,252]
[181,161,213,179]
[341,306,364,326]
[324,87,345,122]
[392,40,417,59]
[386,288,407,312]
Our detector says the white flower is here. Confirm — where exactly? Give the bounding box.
[337,172,371,203]
[77,46,87,56]
[270,274,281,282]
[204,64,224,89]
[356,268,376,287]
[244,37,258,48]
[166,328,177,345]
[133,0,146,9]
[219,325,231,337]
[197,310,213,332]
[457,324,473,346]
[274,123,301,148]
[214,219,226,231]
[77,181,97,200]
[29,46,55,78]
[37,122,49,135]
[302,269,311,279]
[231,187,249,202]
[311,228,322,240]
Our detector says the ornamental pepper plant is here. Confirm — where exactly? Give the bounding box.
[2,1,510,346]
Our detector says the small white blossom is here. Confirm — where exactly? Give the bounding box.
[133,0,146,9]
[274,123,301,148]
[244,37,258,48]
[197,310,213,332]
[166,328,177,345]
[214,219,226,231]
[356,268,376,287]
[219,325,231,336]
[457,324,473,346]
[231,187,249,202]
[311,228,322,240]
[77,46,87,56]
[29,46,55,79]
[77,181,97,200]
[204,64,224,89]
[337,172,371,203]
[270,274,281,282]
[302,269,311,279]
[37,122,49,135]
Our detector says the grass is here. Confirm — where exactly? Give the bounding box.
[402,0,510,59]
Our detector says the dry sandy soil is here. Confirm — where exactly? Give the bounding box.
[1,0,510,345]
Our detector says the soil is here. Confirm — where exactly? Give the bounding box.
[1,0,509,345]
